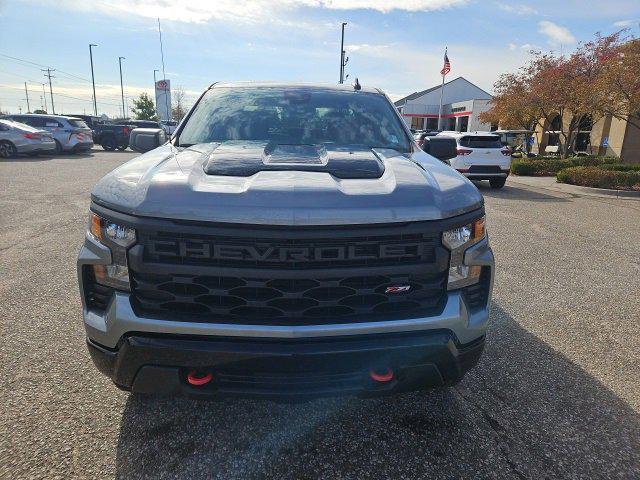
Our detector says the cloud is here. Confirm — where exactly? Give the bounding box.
[37,0,468,24]
[613,19,638,27]
[537,20,576,45]
[495,2,538,15]
[507,43,517,51]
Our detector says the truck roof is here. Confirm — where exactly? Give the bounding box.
[209,81,382,95]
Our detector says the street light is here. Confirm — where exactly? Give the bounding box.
[118,56,125,119]
[89,44,98,116]
[339,22,347,84]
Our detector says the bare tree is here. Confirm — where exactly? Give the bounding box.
[172,86,188,121]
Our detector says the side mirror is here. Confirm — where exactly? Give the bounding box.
[422,136,457,162]
[129,128,167,153]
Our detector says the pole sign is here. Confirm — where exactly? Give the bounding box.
[155,79,172,121]
[602,136,609,147]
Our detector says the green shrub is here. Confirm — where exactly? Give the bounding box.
[556,166,640,189]
[512,156,619,176]
[599,163,640,172]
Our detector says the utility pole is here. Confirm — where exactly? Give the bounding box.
[157,18,170,120]
[339,22,347,84]
[89,43,98,115]
[118,56,126,118]
[24,82,30,112]
[42,83,48,112]
[42,68,55,114]
[153,69,160,120]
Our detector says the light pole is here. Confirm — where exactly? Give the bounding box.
[41,83,48,112]
[339,22,347,84]
[89,44,98,115]
[118,56,126,119]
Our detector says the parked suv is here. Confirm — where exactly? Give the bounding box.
[69,114,131,151]
[2,114,93,153]
[437,131,511,188]
[78,83,494,399]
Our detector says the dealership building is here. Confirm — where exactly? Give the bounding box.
[394,77,494,132]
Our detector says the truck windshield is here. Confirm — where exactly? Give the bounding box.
[178,87,411,151]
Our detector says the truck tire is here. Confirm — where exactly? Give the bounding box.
[102,137,116,151]
[117,145,128,151]
[489,178,506,189]
[0,140,17,158]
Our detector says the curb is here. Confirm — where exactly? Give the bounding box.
[508,175,640,200]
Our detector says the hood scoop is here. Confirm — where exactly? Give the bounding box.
[203,141,385,179]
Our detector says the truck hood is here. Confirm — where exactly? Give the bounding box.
[91,142,483,225]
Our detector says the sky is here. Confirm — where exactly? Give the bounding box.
[0,0,639,117]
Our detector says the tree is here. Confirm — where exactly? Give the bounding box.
[479,71,542,152]
[172,86,188,121]
[131,93,158,120]
[593,33,640,131]
[33,109,47,114]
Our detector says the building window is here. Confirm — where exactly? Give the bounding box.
[426,117,438,130]
[458,116,469,132]
[410,117,424,130]
[575,114,592,152]
[448,118,456,130]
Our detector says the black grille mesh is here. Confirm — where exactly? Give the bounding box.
[130,224,449,325]
[131,272,447,325]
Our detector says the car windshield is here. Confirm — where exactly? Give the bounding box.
[460,135,502,149]
[178,87,411,151]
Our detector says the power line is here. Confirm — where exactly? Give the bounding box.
[0,53,93,83]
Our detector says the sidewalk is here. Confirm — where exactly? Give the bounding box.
[507,175,640,200]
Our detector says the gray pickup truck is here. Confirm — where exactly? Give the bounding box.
[78,82,494,399]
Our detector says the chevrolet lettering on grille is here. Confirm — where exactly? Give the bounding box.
[147,239,430,263]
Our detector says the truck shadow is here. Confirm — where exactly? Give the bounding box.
[114,303,640,479]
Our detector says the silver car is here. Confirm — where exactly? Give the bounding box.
[2,114,93,154]
[0,119,56,158]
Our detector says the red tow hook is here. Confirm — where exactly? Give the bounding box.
[186,370,213,386]
[369,368,394,383]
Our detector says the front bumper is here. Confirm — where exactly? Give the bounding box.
[78,221,494,398]
[87,331,485,399]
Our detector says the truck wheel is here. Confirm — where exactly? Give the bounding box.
[489,178,506,189]
[102,138,116,151]
[0,141,17,158]
[117,145,127,151]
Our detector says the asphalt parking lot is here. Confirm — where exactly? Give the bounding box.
[1,148,639,479]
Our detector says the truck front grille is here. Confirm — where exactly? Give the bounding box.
[130,271,447,325]
[128,222,450,325]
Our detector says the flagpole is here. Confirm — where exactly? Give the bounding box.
[437,47,447,131]
[437,73,445,131]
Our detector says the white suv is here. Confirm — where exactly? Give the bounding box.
[437,131,511,189]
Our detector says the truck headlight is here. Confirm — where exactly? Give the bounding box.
[89,213,136,291]
[443,216,485,290]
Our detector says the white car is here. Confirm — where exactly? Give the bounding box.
[437,131,512,189]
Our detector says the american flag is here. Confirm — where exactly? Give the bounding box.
[440,50,450,76]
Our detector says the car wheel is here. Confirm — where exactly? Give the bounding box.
[116,145,127,151]
[0,141,17,158]
[489,178,506,189]
[54,140,63,154]
[102,137,116,151]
